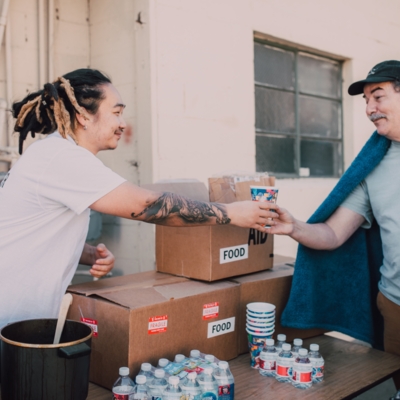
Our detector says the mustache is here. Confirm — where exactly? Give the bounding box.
[369,113,387,122]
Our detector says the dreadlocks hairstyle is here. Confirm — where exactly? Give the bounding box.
[12,69,111,154]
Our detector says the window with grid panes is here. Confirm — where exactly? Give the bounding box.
[254,41,343,178]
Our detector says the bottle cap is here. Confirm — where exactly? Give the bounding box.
[310,344,319,351]
[293,338,303,346]
[175,354,185,363]
[188,372,197,379]
[204,367,213,374]
[141,362,152,371]
[277,334,286,341]
[266,339,275,346]
[298,348,308,356]
[155,369,165,378]
[119,367,129,376]
[282,343,291,351]
[169,376,180,385]
[205,354,215,362]
[136,375,146,384]
[158,358,169,367]
[190,349,200,358]
[218,361,229,369]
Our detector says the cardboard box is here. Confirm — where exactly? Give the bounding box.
[209,174,276,203]
[231,255,326,355]
[67,271,240,389]
[146,181,274,281]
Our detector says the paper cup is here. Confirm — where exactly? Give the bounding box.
[247,330,274,369]
[246,320,275,329]
[249,186,279,227]
[246,324,275,334]
[250,186,279,203]
[246,315,275,324]
[246,302,276,315]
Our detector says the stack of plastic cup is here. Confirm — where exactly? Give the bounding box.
[246,302,276,369]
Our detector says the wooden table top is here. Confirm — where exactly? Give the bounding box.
[2,334,400,399]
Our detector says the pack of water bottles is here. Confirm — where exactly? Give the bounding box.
[112,349,235,399]
[258,334,324,389]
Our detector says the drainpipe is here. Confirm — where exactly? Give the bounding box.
[48,0,54,81]
[0,0,10,47]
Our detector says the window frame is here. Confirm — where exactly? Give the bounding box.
[254,38,344,178]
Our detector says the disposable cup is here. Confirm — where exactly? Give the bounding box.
[249,186,279,227]
[246,320,275,329]
[246,302,276,315]
[246,324,275,334]
[250,186,279,203]
[246,315,275,324]
[247,330,275,369]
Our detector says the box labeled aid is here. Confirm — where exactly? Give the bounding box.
[143,180,274,281]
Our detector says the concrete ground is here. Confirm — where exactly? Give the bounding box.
[326,332,397,400]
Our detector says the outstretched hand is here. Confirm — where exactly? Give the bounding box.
[89,243,115,278]
[226,201,296,234]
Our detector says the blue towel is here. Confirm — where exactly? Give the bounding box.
[281,131,390,349]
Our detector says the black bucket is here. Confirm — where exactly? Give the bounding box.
[0,319,92,400]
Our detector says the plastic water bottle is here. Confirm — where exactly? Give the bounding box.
[291,338,303,358]
[164,354,187,378]
[308,344,325,383]
[175,354,186,363]
[259,338,277,377]
[205,355,215,363]
[181,372,202,400]
[158,358,170,369]
[275,343,294,382]
[133,375,150,399]
[112,367,136,400]
[162,376,183,399]
[147,369,168,400]
[291,348,313,389]
[138,363,154,385]
[197,367,218,399]
[275,334,287,350]
[213,361,235,400]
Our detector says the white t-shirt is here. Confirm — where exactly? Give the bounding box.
[0,132,126,329]
[341,140,400,306]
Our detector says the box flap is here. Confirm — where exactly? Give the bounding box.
[154,279,239,299]
[141,180,208,202]
[68,271,187,297]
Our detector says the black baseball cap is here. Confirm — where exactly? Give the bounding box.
[348,60,400,95]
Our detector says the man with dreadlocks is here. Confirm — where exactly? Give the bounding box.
[0,69,274,339]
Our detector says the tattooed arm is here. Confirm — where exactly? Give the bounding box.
[130,192,231,225]
[90,182,274,231]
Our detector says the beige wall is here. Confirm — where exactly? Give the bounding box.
[2,0,400,273]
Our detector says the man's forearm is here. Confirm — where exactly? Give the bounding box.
[131,192,231,226]
[290,220,340,250]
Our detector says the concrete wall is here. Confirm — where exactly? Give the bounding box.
[2,0,400,275]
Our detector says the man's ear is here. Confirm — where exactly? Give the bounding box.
[75,109,90,128]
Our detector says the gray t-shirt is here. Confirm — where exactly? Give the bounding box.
[341,140,400,306]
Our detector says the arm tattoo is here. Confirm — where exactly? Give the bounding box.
[131,192,231,225]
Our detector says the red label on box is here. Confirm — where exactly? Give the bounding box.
[81,317,98,337]
[203,302,219,320]
[148,315,168,334]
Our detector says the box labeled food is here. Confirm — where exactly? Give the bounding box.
[144,180,274,281]
[230,255,326,355]
[67,271,240,389]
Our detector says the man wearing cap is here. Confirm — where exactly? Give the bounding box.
[266,60,400,389]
